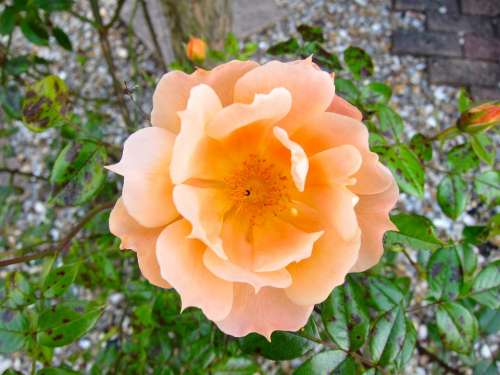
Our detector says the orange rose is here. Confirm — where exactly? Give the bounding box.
[458,101,500,134]
[186,37,207,62]
[108,59,398,338]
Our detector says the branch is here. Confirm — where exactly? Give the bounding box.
[105,0,126,29]
[89,0,133,129]
[416,342,463,375]
[0,201,113,267]
[0,167,48,181]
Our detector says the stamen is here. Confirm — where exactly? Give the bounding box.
[224,154,291,225]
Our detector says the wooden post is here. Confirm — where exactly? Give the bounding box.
[159,0,232,62]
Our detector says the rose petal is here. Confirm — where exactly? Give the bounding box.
[106,127,177,228]
[273,126,309,192]
[215,284,313,339]
[285,229,361,305]
[351,180,399,272]
[152,60,258,133]
[234,59,334,133]
[293,112,393,195]
[156,219,233,321]
[307,145,362,186]
[252,217,324,272]
[109,199,170,288]
[203,249,292,292]
[170,84,228,184]
[207,87,292,139]
[172,184,231,260]
[327,95,363,120]
[300,185,359,241]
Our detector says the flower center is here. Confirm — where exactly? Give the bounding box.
[224,154,291,224]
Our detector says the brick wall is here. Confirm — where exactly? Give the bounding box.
[392,0,500,100]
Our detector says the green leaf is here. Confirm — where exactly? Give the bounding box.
[463,225,490,245]
[436,302,478,353]
[470,133,495,166]
[22,75,69,132]
[447,143,480,173]
[384,214,442,252]
[50,141,106,206]
[312,45,342,71]
[409,133,432,162]
[394,318,416,370]
[427,246,462,301]
[37,368,79,375]
[470,260,500,309]
[224,32,239,56]
[477,307,500,335]
[212,357,259,375]
[437,175,468,219]
[294,350,348,375]
[37,301,103,347]
[239,331,313,360]
[5,272,35,308]
[0,7,17,35]
[52,27,72,51]
[473,360,498,375]
[367,276,407,311]
[297,24,324,43]
[457,88,471,113]
[334,78,360,104]
[455,242,477,280]
[344,46,374,79]
[360,83,392,109]
[374,104,403,140]
[42,263,79,298]
[321,276,369,351]
[20,17,49,46]
[368,306,407,365]
[33,0,74,11]
[0,310,29,353]
[267,38,300,55]
[376,144,424,197]
[474,171,500,204]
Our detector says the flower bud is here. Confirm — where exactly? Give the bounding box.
[185,37,207,63]
[458,101,500,134]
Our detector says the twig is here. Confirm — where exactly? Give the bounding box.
[89,0,133,129]
[416,342,463,375]
[0,201,113,267]
[105,0,126,29]
[140,0,168,71]
[0,167,48,181]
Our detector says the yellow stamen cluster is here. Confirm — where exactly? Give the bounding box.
[224,154,291,225]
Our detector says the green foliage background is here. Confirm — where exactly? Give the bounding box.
[0,2,498,374]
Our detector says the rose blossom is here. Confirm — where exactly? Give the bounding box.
[108,58,398,339]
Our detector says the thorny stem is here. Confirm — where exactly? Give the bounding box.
[140,0,169,71]
[428,126,460,142]
[89,0,133,129]
[416,342,463,375]
[0,201,113,267]
[297,331,389,374]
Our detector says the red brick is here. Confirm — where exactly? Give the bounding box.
[470,86,500,100]
[427,13,495,36]
[464,34,500,61]
[429,58,500,86]
[392,30,462,57]
[461,0,500,16]
[393,0,459,13]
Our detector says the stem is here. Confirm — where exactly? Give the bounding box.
[140,0,168,71]
[429,126,460,142]
[105,0,126,29]
[0,201,113,267]
[416,342,463,375]
[0,167,48,181]
[89,0,133,129]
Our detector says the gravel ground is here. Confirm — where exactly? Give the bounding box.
[0,0,496,373]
